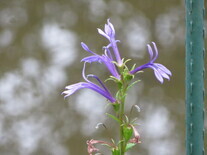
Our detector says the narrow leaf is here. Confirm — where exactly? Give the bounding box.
[106,113,121,123]
[115,90,120,99]
[124,115,129,124]
[130,117,138,124]
[130,64,136,71]
[124,59,131,65]
[127,80,141,91]
[125,143,136,152]
[105,76,119,83]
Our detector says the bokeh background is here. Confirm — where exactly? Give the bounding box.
[0,0,206,155]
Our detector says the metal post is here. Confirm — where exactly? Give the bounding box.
[185,0,205,154]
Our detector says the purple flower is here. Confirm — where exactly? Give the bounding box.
[130,42,172,83]
[81,42,120,80]
[62,63,116,103]
[97,19,123,66]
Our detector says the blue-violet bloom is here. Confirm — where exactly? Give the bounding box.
[81,42,120,80]
[62,63,116,103]
[97,19,123,66]
[130,42,172,83]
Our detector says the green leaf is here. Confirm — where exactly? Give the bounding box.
[106,113,121,123]
[130,117,138,124]
[117,81,123,89]
[117,139,124,145]
[123,66,129,73]
[124,115,129,124]
[130,63,136,71]
[115,90,120,99]
[120,94,127,100]
[132,123,141,126]
[127,80,141,91]
[135,70,144,75]
[125,143,136,152]
[121,58,125,64]
[112,103,120,112]
[111,138,115,144]
[101,143,113,148]
[123,58,131,64]
[124,74,134,81]
[105,76,120,83]
[123,125,133,142]
[112,148,120,155]
[115,90,126,101]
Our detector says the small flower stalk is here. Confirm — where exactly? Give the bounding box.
[63,19,172,155]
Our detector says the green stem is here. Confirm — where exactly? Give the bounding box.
[118,70,128,155]
[119,95,125,155]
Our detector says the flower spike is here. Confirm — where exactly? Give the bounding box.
[62,19,172,154]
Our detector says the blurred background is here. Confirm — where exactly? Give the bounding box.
[0,0,206,155]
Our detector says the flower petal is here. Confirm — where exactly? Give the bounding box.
[154,69,164,84]
[87,74,111,94]
[81,42,95,54]
[155,63,172,76]
[151,42,158,62]
[158,69,170,80]
[63,81,116,103]
[97,28,110,40]
[107,19,115,37]
[81,55,102,63]
[62,82,86,98]
[104,23,111,36]
[147,44,153,60]
[104,48,113,60]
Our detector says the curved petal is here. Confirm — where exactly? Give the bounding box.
[148,64,167,83]
[153,69,164,84]
[81,42,96,55]
[147,44,153,61]
[157,68,170,80]
[104,24,111,36]
[97,28,110,40]
[87,74,111,94]
[150,42,158,62]
[81,55,102,63]
[63,81,116,103]
[107,18,115,37]
[104,48,113,60]
[155,63,172,76]
[62,82,86,98]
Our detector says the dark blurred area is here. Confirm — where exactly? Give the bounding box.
[0,0,206,155]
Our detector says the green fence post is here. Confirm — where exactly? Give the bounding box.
[185,0,205,154]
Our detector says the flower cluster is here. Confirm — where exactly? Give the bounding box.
[63,20,171,101]
[62,19,172,155]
